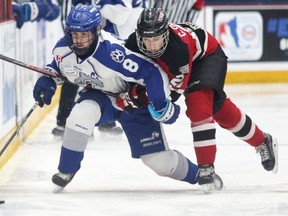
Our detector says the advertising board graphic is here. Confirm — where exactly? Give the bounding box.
[215,11,263,61]
[213,8,288,62]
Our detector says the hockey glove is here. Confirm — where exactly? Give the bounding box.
[148,99,180,124]
[12,3,31,29]
[33,76,56,107]
[32,0,60,22]
[116,84,149,113]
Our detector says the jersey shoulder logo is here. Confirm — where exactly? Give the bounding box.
[56,55,62,62]
[110,49,125,63]
[179,64,189,74]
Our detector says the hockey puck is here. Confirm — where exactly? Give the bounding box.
[0,200,5,204]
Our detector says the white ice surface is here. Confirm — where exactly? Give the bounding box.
[1,83,288,216]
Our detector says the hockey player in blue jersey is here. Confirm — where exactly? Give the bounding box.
[94,0,148,40]
[32,4,223,193]
[51,0,147,138]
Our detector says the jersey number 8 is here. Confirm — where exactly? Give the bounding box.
[123,59,139,73]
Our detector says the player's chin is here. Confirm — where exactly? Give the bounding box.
[75,44,87,49]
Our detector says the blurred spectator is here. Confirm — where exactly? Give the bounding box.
[12,0,60,29]
[148,0,204,23]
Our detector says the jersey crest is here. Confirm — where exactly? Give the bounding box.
[74,72,104,88]
[110,49,125,63]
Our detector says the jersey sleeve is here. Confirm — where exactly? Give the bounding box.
[95,0,130,26]
[97,41,171,111]
[137,60,170,110]
[121,47,171,110]
[24,0,60,22]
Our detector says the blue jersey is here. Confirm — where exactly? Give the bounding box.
[47,30,171,110]
[93,0,147,40]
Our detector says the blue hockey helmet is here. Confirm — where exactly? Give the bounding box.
[65,3,102,56]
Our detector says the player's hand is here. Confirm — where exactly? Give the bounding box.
[33,76,56,107]
[148,99,180,124]
[12,3,30,29]
[116,84,148,113]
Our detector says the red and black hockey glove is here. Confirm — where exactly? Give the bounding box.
[116,84,149,113]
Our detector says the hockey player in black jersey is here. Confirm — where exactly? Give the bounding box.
[118,8,278,193]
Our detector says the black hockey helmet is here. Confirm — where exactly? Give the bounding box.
[136,8,169,58]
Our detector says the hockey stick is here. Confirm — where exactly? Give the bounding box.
[0,53,118,97]
[0,53,67,81]
[0,101,39,157]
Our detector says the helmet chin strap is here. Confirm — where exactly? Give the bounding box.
[71,34,99,57]
[74,46,93,56]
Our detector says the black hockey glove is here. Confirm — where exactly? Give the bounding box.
[116,84,149,113]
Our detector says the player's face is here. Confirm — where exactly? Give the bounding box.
[71,31,94,49]
[142,35,164,53]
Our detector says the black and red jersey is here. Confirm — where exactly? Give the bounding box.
[125,22,219,101]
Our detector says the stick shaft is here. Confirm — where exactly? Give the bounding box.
[0,54,118,96]
[0,53,66,80]
[0,102,38,157]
